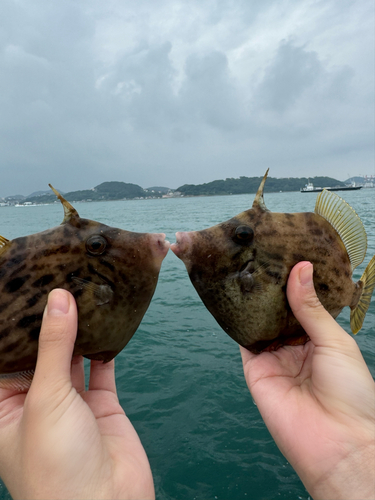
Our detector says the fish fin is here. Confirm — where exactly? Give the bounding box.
[0,234,10,256]
[72,277,114,306]
[315,189,367,271]
[252,169,270,212]
[0,370,34,391]
[49,184,80,223]
[350,255,375,334]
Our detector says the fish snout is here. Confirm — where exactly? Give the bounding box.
[170,231,195,260]
[149,233,170,262]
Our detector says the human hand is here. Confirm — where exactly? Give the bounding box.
[0,289,155,500]
[241,261,375,500]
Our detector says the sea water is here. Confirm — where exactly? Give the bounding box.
[0,189,374,500]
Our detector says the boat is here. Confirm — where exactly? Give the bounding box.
[300,182,362,193]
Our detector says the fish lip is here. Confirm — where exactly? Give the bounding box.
[171,231,193,259]
[150,233,170,261]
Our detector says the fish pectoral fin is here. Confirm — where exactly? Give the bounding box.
[0,234,10,256]
[315,190,367,271]
[350,255,375,334]
[72,277,114,306]
[0,370,35,392]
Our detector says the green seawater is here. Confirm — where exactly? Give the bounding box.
[1,189,374,500]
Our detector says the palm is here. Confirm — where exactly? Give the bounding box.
[241,340,375,490]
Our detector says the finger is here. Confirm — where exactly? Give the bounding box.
[88,359,117,394]
[32,289,78,392]
[71,355,85,393]
[286,262,355,350]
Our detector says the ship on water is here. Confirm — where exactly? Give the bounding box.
[300,181,362,193]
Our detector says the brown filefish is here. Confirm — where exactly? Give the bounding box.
[171,170,375,353]
[0,186,169,389]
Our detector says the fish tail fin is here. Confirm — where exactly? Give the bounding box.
[350,255,375,334]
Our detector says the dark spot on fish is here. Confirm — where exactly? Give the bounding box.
[119,271,128,283]
[265,270,282,283]
[4,275,30,294]
[99,259,115,272]
[14,238,27,251]
[73,288,84,300]
[17,313,43,329]
[6,255,25,268]
[311,228,323,236]
[71,247,81,254]
[32,274,55,288]
[42,248,58,257]
[318,283,329,292]
[3,341,20,353]
[27,292,43,308]
[10,263,27,277]
[264,252,284,261]
[59,245,70,254]
[293,254,305,262]
[333,268,340,277]
[29,327,41,341]
[0,302,10,314]
[0,328,11,341]
[284,214,295,227]
[63,225,73,238]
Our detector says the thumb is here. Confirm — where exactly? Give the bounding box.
[31,289,78,393]
[287,261,353,349]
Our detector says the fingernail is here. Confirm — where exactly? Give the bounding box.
[299,262,313,286]
[46,289,70,316]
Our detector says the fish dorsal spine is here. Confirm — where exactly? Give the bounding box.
[49,184,80,223]
[315,189,367,271]
[252,169,270,212]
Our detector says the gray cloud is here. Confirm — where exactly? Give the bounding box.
[0,0,373,196]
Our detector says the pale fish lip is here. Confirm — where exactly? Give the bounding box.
[170,231,194,259]
[150,233,170,260]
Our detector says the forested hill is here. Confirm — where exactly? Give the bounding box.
[176,175,346,196]
[25,181,163,204]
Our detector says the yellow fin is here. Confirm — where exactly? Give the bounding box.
[0,370,34,391]
[49,184,79,223]
[0,234,10,257]
[315,190,367,271]
[350,255,375,334]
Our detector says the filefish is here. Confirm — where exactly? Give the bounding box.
[171,170,375,353]
[0,186,170,389]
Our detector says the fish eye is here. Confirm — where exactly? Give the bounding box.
[86,235,107,255]
[234,226,254,244]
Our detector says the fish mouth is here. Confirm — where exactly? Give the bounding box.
[171,231,194,259]
[150,233,170,262]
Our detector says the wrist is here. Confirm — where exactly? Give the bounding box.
[304,441,375,500]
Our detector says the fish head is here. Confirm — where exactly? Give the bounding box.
[55,214,170,360]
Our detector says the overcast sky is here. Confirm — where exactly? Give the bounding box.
[0,0,374,196]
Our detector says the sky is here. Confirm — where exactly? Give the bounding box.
[0,0,374,197]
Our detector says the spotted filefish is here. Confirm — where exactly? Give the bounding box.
[171,170,375,353]
[0,186,169,389]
